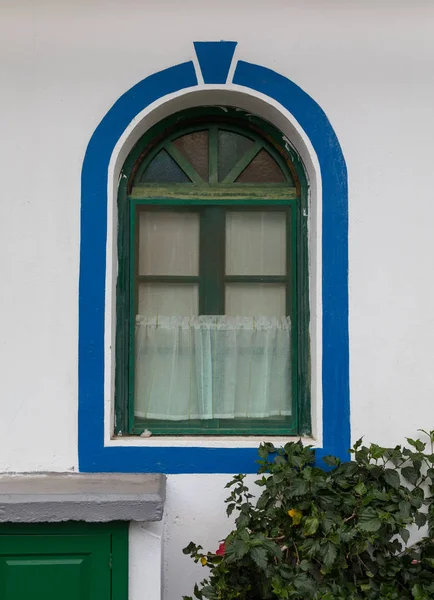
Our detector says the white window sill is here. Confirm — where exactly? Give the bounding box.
[107,435,319,448]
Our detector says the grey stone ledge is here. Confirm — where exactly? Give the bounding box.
[0,473,166,523]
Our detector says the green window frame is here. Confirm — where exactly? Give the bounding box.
[115,108,310,437]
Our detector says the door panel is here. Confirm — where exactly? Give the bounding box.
[0,534,111,600]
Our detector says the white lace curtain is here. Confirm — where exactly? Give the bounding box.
[134,315,291,420]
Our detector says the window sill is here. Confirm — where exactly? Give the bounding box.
[108,435,318,448]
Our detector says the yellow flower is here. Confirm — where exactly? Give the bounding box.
[287,508,302,525]
[200,557,207,566]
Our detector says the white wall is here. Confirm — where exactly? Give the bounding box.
[1,1,434,598]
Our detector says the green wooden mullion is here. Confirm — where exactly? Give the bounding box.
[130,186,298,201]
[199,207,225,314]
[127,205,138,433]
[131,417,297,436]
[134,144,164,183]
[221,141,263,184]
[114,175,130,436]
[288,205,298,433]
[209,125,218,183]
[224,275,287,283]
[286,207,293,318]
[165,142,205,184]
[297,177,311,435]
[137,275,200,284]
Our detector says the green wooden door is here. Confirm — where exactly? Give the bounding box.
[0,533,111,600]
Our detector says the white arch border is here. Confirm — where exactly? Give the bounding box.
[104,85,323,449]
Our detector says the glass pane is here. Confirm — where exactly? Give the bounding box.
[138,283,198,316]
[226,211,286,275]
[236,149,286,183]
[141,149,191,183]
[172,131,209,181]
[138,211,199,276]
[218,130,254,182]
[225,284,286,317]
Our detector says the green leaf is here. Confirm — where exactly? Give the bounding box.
[410,487,424,509]
[360,583,372,592]
[235,513,250,528]
[304,516,320,536]
[400,527,410,543]
[384,468,400,490]
[250,547,268,570]
[354,481,367,495]
[322,542,337,569]
[183,542,202,555]
[321,512,337,534]
[358,508,382,532]
[273,471,285,484]
[412,583,430,600]
[415,512,427,528]
[200,585,217,600]
[423,557,434,568]
[258,443,275,458]
[322,455,341,467]
[399,500,411,518]
[293,574,316,595]
[407,438,426,452]
[402,466,419,486]
[299,559,310,571]
[225,540,249,562]
[340,529,357,543]
[353,438,363,450]
[288,478,308,496]
[226,503,235,516]
[370,443,386,460]
[301,538,320,557]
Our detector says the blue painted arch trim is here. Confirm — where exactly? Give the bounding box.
[79,49,349,474]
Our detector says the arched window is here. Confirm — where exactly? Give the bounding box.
[115,108,310,436]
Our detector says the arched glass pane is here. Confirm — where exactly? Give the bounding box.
[172,131,209,181]
[236,149,287,183]
[141,149,191,183]
[218,130,254,182]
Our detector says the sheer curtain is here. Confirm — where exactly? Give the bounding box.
[134,209,291,421]
[134,315,291,420]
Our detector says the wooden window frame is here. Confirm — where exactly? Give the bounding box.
[115,108,311,437]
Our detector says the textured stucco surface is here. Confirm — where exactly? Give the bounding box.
[0,473,166,522]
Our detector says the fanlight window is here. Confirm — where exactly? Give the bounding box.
[135,127,294,185]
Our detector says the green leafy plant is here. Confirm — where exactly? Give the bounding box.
[183,431,434,600]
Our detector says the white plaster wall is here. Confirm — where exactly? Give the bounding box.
[162,475,259,600]
[1,1,434,598]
